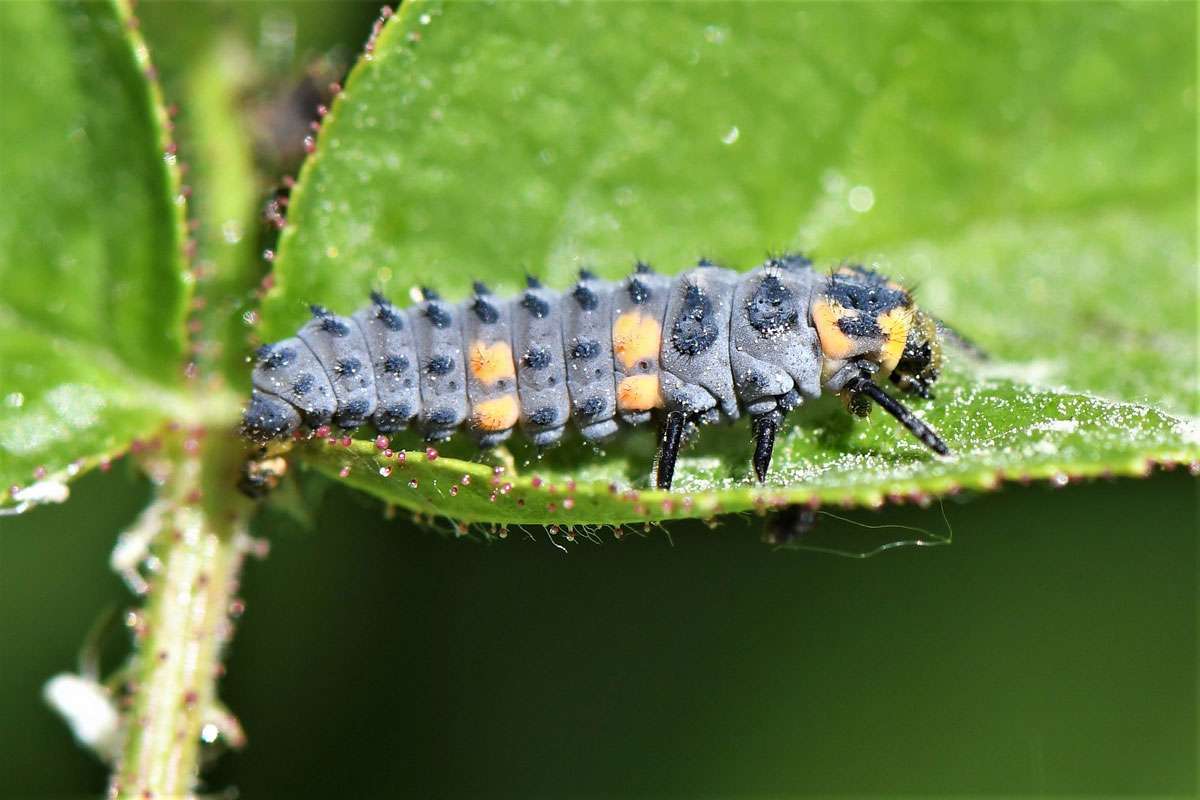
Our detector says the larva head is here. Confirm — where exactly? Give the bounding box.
[811,265,940,402]
[888,308,942,399]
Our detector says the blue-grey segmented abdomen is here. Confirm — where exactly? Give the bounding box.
[297,306,377,429]
[352,294,421,433]
[409,290,468,441]
[461,284,520,447]
[660,262,740,424]
[729,257,823,417]
[610,265,671,426]
[511,279,571,448]
[560,271,618,442]
[247,336,336,438]
[242,258,825,443]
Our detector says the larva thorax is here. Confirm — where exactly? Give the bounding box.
[243,255,948,489]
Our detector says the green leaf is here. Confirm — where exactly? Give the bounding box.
[0,0,191,508]
[296,372,1195,526]
[136,0,388,386]
[264,1,1198,524]
[172,34,263,386]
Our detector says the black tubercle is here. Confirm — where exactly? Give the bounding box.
[472,296,500,324]
[425,355,454,376]
[383,354,409,374]
[419,286,440,301]
[528,406,558,426]
[424,301,452,329]
[319,315,350,336]
[578,268,597,281]
[259,346,295,370]
[310,304,330,317]
[333,357,361,377]
[575,396,605,419]
[292,373,315,396]
[522,347,551,370]
[521,291,551,319]
[671,283,718,355]
[571,339,600,360]
[628,277,650,305]
[375,403,411,432]
[426,407,457,427]
[374,302,405,331]
[746,274,798,337]
[635,261,654,274]
[525,274,542,289]
[337,398,370,424]
[572,282,598,310]
[472,281,491,295]
[772,252,813,271]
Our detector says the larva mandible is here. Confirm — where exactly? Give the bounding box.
[242,254,950,490]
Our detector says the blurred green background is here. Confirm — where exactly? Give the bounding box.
[3,469,1196,796]
[1,1,1197,796]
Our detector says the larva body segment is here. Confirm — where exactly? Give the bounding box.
[729,256,823,418]
[250,337,335,427]
[297,308,377,429]
[511,280,571,448]
[462,285,520,447]
[351,294,421,433]
[242,389,302,441]
[560,271,618,442]
[610,266,671,426]
[242,255,953,491]
[660,263,741,424]
[409,290,468,441]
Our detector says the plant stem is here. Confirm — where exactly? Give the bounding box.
[110,438,254,799]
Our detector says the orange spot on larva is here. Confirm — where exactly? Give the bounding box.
[617,374,663,412]
[469,340,516,386]
[471,395,520,432]
[612,312,661,370]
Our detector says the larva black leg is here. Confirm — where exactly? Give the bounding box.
[751,410,782,483]
[656,410,687,490]
[846,376,950,456]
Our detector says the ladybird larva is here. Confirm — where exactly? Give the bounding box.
[243,255,951,490]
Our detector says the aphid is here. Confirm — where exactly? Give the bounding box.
[242,255,952,490]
